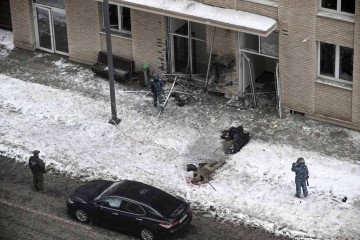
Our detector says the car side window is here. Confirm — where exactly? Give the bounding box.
[120,200,145,215]
[98,197,122,209]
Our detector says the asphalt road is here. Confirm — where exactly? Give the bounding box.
[0,156,289,240]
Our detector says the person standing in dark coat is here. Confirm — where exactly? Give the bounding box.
[150,74,165,110]
[291,157,309,198]
[29,150,46,191]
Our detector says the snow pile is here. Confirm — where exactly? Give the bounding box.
[0,29,14,59]
[0,74,359,239]
[118,0,276,34]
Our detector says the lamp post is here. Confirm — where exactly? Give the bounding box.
[103,0,121,125]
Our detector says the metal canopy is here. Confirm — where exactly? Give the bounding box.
[98,0,277,37]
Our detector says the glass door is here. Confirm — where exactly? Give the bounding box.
[35,6,53,52]
[52,9,68,54]
[34,4,68,55]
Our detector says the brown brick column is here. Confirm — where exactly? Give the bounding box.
[9,0,35,50]
[352,1,360,124]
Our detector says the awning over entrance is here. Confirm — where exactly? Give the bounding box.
[104,0,277,36]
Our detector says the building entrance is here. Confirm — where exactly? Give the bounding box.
[33,1,68,55]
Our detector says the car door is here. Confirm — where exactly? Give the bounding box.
[118,200,146,230]
[94,197,124,228]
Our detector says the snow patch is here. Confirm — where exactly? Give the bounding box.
[0,74,360,239]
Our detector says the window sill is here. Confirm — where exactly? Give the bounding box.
[315,77,352,91]
[316,11,355,23]
[100,30,132,40]
[243,0,278,7]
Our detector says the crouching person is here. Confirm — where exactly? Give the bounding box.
[291,157,309,198]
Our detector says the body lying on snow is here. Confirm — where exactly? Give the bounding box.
[221,126,250,154]
[190,160,226,184]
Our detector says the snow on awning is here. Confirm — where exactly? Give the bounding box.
[101,0,278,37]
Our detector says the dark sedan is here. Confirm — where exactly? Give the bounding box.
[66,180,192,240]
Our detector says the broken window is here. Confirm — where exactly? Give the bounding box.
[321,0,355,14]
[169,18,208,78]
[107,5,131,33]
[240,32,279,58]
[319,42,353,82]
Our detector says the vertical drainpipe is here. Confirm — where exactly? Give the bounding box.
[103,0,121,125]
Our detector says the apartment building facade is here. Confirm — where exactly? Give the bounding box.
[8,0,360,130]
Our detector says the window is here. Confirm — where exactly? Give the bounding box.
[321,0,355,14]
[99,197,122,209]
[107,5,131,33]
[169,18,208,77]
[240,31,279,58]
[319,42,353,82]
[120,200,145,215]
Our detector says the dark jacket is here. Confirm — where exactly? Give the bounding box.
[150,78,164,94]
[291,163,309,182]
[29,156,46,175]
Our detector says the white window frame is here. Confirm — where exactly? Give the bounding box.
[239,32,279,59]
[317,42,353,84]
[106,4,131,34]
[319,0,355,16]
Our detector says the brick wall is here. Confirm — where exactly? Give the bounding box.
[131,10,167,74]
[65,0,101,64]
[315,83,352,121]
[316,16,354,48]
[352,1,360,124]
[237,0,278,19]
[100,34,133,60]
[9,0,35,50]
[278,0,317,113]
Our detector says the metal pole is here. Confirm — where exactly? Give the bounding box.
[103,0,121,125]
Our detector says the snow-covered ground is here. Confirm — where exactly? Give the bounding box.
[1,29,360,239]
[0,29,14,60]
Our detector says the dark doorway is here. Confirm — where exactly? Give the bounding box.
[0,0,12,30]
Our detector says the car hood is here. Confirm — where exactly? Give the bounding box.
[71,180,114,203]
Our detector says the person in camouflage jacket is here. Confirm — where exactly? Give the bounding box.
[291,157,309,198]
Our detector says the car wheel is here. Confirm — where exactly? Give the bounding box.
[75,209,89,223]
[140,228,155,240]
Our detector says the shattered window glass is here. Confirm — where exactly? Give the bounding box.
[260,32,279,57]
[320,42,335,78]
[339,46,353,81]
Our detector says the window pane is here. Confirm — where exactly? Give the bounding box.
[173,35,189,73]
[260,31,279,57]
[170,18,188,36]
[121,7,131,31]
[52,10,68,53]
[192,40,208,77]
[241,33,259,53]
[339,46,353,81]
[190,22,206,40]
[109,5,119,30]
[34,0,65,9]
[321,0,337,10]
[320,42,335,78]
[341,0,355,14]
